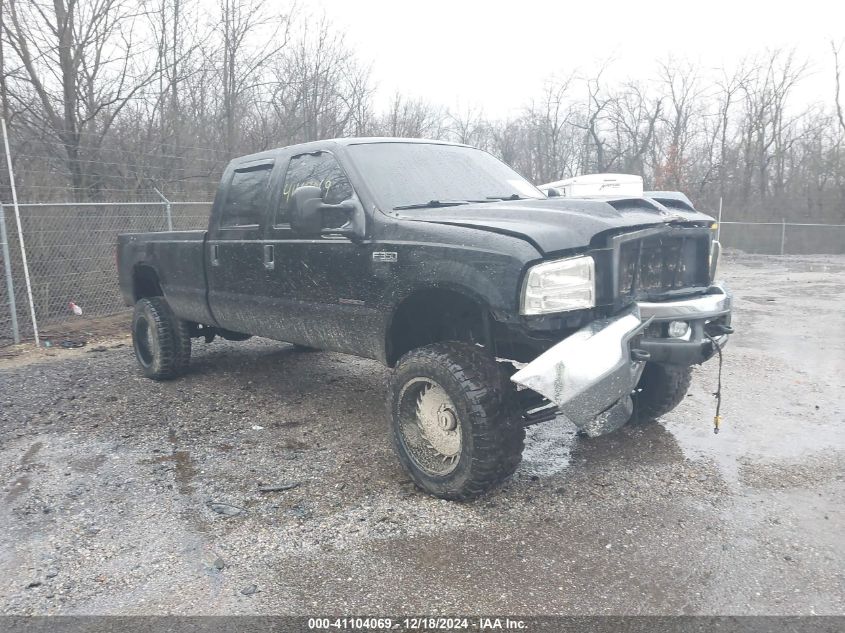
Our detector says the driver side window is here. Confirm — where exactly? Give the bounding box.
[276,152,353,226]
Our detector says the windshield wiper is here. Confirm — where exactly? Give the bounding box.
[486,194,525,201]
[393,200,471,210]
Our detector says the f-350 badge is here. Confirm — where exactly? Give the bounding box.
[372,251,398,263]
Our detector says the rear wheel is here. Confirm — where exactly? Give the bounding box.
[632,363,693,421]
[132,297,191,380]
[388,342,525,500]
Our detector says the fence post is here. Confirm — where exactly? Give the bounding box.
[780,218,786,256]
[0,202,20,343]
[1,118,39,346]
[716,197,722,242]
[153,187,172,231]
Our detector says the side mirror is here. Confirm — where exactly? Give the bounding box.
[290,186,324,237]
[289,185,361,239]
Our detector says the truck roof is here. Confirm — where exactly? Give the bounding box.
[234,137,470,164]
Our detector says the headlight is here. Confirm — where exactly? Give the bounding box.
[521,256,595,315]
[710,239,721,282]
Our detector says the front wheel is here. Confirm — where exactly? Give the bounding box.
[132,297,191,380]
[388,342,525,500]
[632,363,693,421]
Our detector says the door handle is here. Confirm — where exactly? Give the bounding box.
[211,244,220,266]
[263,244,275,270]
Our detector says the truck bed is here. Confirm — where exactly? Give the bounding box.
[117,230,212,325]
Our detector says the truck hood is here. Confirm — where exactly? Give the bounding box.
[397,196,713,255]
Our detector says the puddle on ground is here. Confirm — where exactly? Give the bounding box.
[521,387,842,489]
[520,414,690,478]
[666,422,742,484]
[142,429,200,495]
[71,453,108,473]
[665,351,844,487]
[6,475,31,502]
[520,417,575,476]
[166,428,198,495]
[20,441,43,465]
[740,295,778,306]
[6,441,43,502]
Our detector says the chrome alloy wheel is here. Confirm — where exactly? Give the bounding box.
[396,378,462,476]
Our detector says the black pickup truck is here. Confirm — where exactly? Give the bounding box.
[118,138,732,500]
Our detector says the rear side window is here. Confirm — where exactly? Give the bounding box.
[277,152,353,225]
[221,163,273,228]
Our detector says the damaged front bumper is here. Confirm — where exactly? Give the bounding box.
[637,283,732,365]
[510,283,732,436]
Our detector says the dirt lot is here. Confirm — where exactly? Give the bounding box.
[1,254,843,615]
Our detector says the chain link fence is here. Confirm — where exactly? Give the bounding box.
[0,203,22,345]
[0,201,209,346]
[1,126,844,350]
[4,204,845,347]
[717,221,845,255]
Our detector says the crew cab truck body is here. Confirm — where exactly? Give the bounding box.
[118,138,732,500]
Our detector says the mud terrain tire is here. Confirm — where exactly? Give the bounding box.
[388,342,525,500]
[633,363,693,421]
[132,297,191,380]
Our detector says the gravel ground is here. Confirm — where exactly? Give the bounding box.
[0,254,843,615]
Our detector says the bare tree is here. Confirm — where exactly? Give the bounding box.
[523,74,578,182]
[1,7,843,228]
[572,64,616,173]
[833,40,845,136]
[377,93,446,139]
[447,102,486,146]
[654,58,704,189]
[214,0,294,156]
[0,0,9,121]
[739,50,807,205]
[273,17,371,143]
[609,82,662,177]
[712,60,754,202]
[2,0,161,198]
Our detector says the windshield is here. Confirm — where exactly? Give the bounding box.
[345,142,545,210]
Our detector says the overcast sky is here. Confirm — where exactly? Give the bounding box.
[313,0,845,118]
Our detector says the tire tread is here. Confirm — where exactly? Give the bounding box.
[389,342,524,500]
[132,297,191,380]
[633,363,693,420]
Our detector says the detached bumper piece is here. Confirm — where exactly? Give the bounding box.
[510,283,733,437]
[511,307,651,437]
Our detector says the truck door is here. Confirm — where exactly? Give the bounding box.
[206,158,276,336]
[259,150,385,358]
